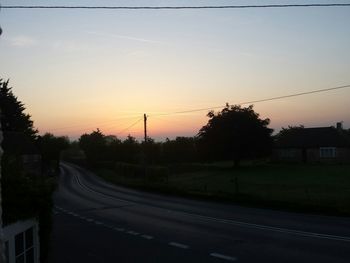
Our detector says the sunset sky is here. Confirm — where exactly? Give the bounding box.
[1,0,350,141]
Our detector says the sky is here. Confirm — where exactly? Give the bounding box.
[1,0,350,141]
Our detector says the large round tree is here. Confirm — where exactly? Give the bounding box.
[197,104,273,166]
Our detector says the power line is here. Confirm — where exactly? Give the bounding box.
[117,118,143,135]
[48,115,141,132]
[150,84,350,117]
[29,84,350,134]
[2,4,350,10]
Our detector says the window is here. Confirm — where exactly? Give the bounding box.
[14,227,35,263]
[319,147,336,158]
[280,149,297,158]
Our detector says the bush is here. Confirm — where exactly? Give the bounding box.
[114,162,168,182]
[2,171,55,262]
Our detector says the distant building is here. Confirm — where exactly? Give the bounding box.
[273,123,350,163]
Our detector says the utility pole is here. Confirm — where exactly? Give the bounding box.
[144,113,147,143]
[143,113,148,177]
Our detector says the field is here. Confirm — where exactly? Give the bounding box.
[96,163,350,215]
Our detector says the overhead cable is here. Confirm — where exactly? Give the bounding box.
[150,84,350,117]
[2,4,350,10]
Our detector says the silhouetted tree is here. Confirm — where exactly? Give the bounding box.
[0,79,53,262]
[142,138,162,164]
[107,135,123,162]
[162,137,198,163]
[79,129,108,167]
[38,133,70,173]
[120,135,141,163]
[0,79,38,167]
[197,104,273,167]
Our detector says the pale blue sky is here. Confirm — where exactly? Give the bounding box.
[1,0,350,140]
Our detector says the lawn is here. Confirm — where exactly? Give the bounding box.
[96,163,350,215]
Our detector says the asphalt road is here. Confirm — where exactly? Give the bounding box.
[49,162,350,262]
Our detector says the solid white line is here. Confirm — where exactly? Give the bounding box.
[169,242,189,249]
[68,162,350,243]
[141,235,154,240]
[210,253,237,261]
[179,211,350,243]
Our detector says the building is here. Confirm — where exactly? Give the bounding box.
[3,219,40,263]
[273,123,350,163]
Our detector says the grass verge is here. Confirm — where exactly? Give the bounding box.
[94,163,350,216]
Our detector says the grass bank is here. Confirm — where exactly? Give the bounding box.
[95,163,350,216]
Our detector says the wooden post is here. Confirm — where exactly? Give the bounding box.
[144,113,147,143]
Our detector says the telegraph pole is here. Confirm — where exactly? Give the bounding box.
[144,113,147,143]
[143,114,148,176]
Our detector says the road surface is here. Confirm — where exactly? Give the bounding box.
[49,162,350,262]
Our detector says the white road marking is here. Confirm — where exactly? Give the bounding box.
[127,231,140,236]
[179,212,350,243]
[72,169,134,205]
[114,227,125,232]
[210,253,237,261]
[169,242,189,249]
[68,162,350,243]
[86,218,94,222]
[95,221,103,225]
[141,235,154,240]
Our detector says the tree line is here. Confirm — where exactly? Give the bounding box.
[75,104,273,168]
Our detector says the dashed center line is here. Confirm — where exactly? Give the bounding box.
[210,253,237,261]
[169,242,189,249]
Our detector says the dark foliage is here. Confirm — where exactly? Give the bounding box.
[1,79,54,262]
[79,129,109,167]
[38,133,70,173]
[197,104,273,166]
[0,79,38,159]
[162,137,198,163]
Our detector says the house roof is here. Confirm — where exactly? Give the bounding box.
[275,127,350,148]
